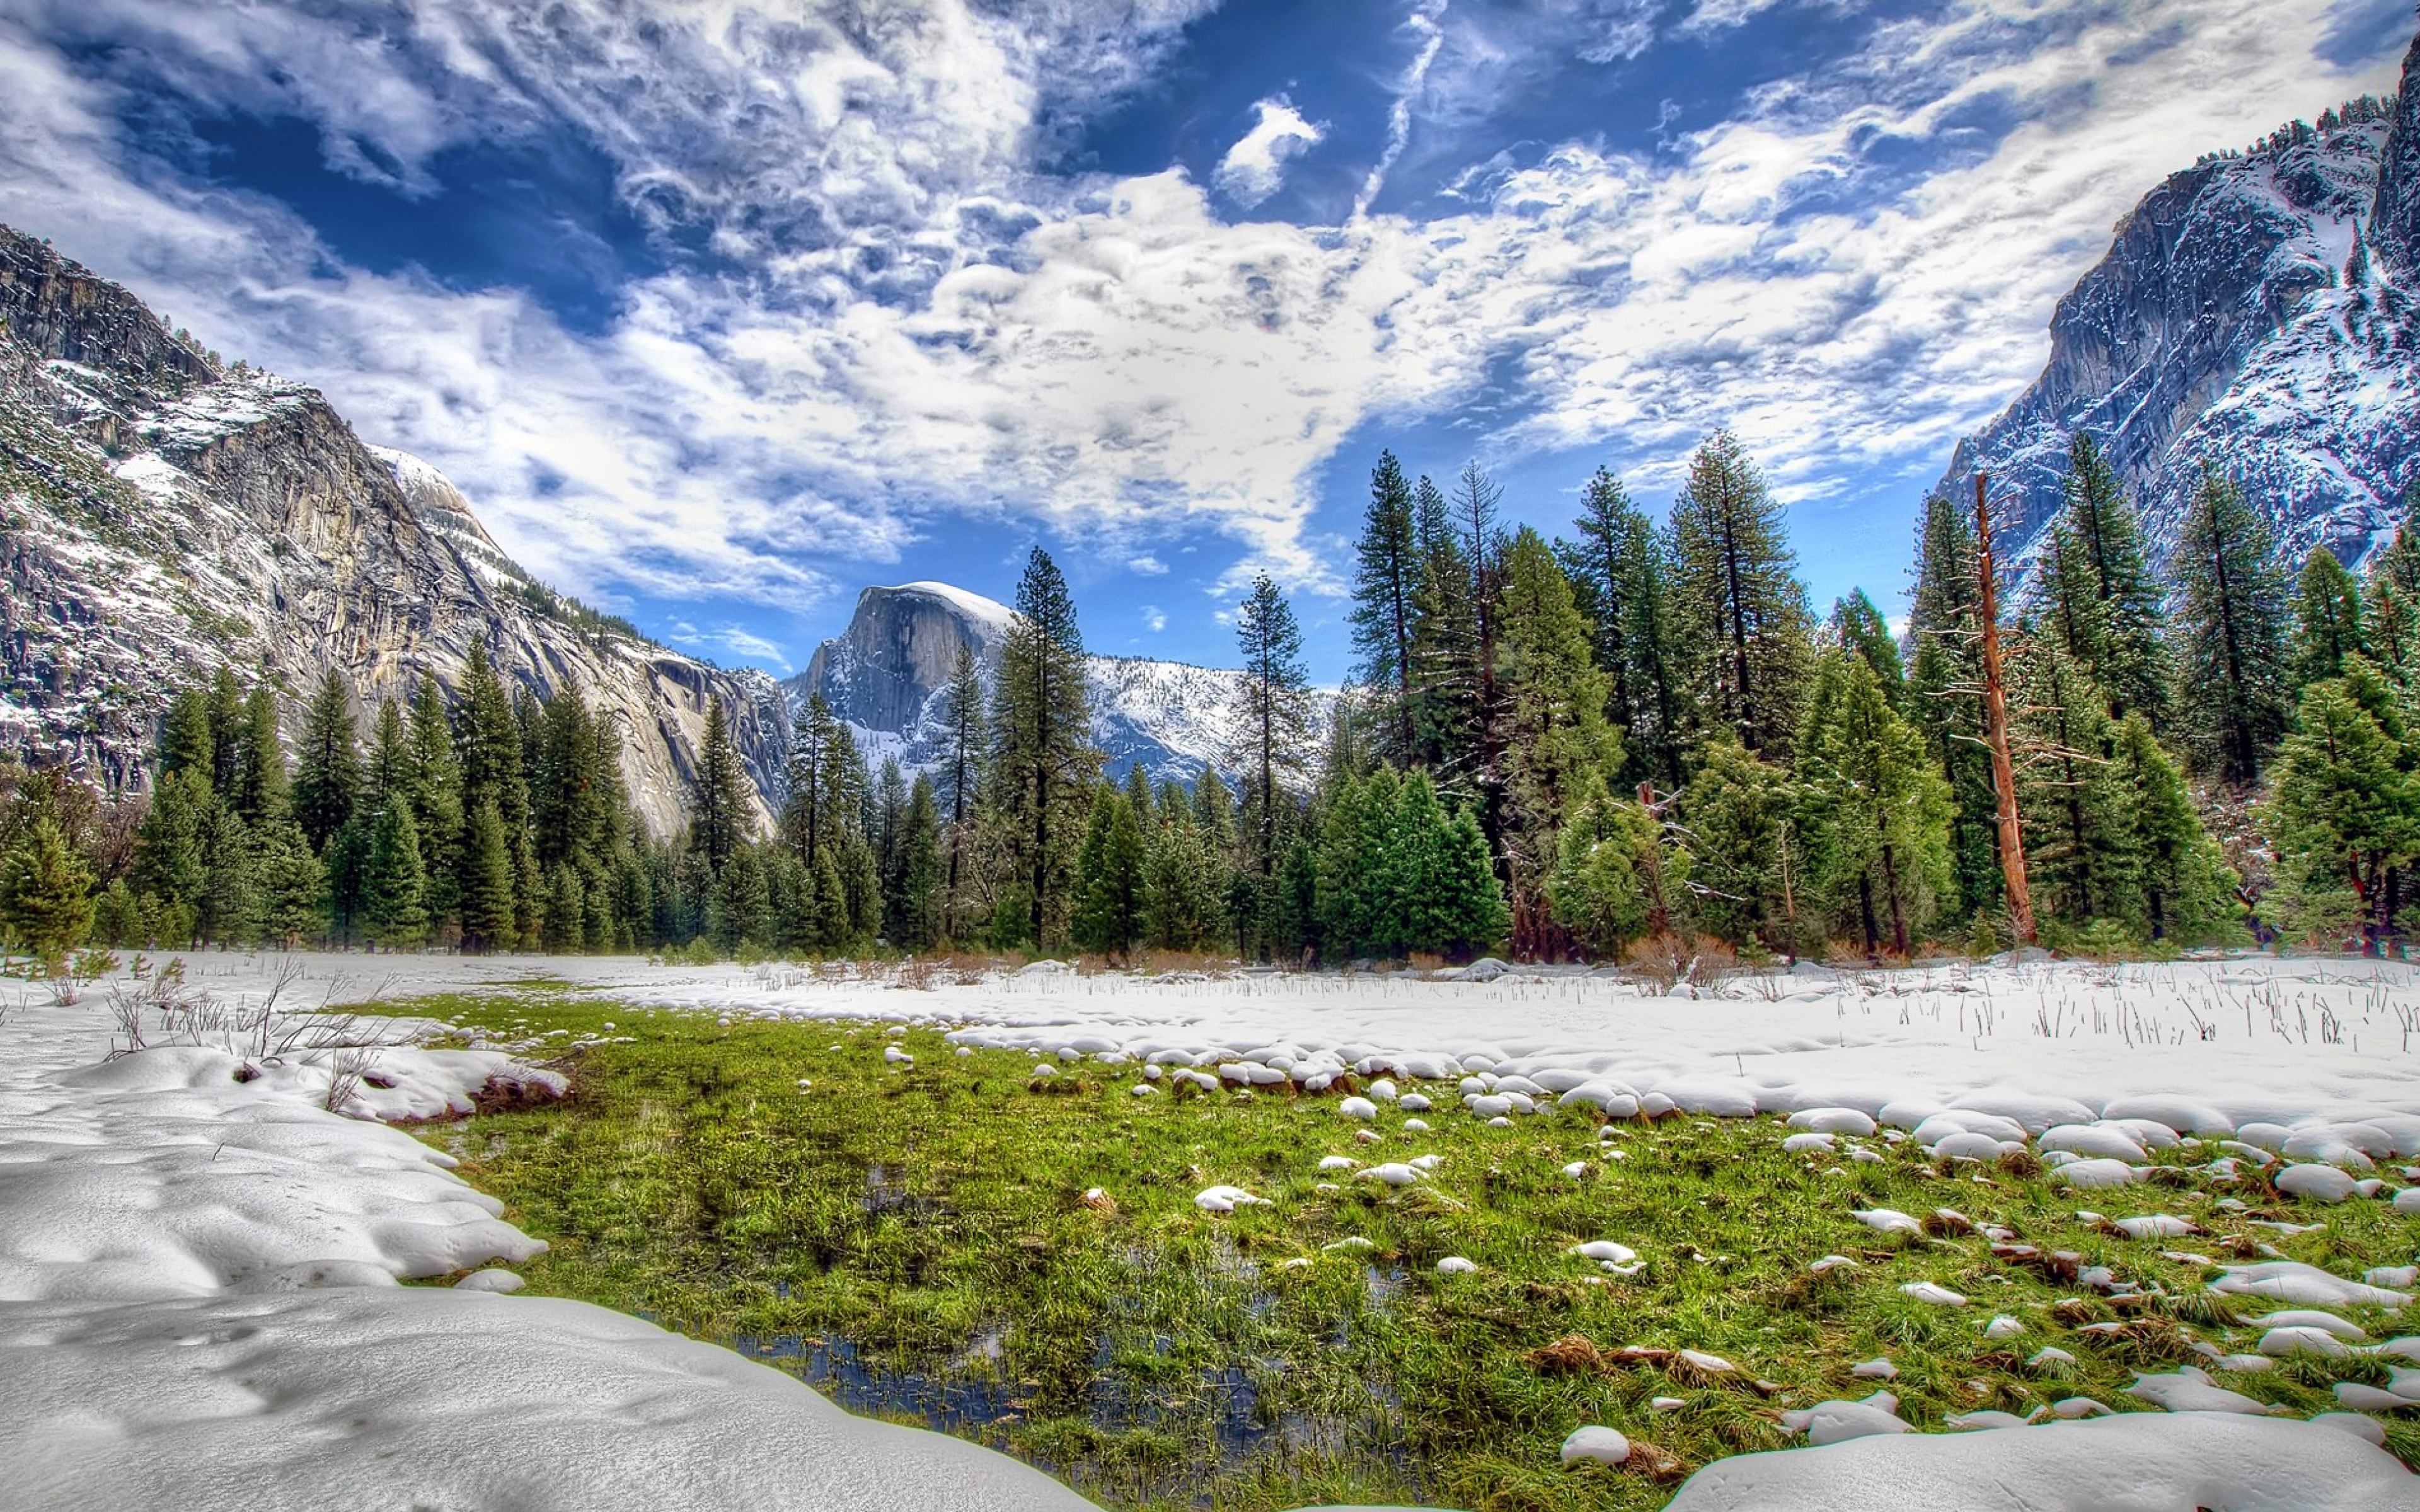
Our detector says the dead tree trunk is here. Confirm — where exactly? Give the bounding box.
[1974,473,2039,948]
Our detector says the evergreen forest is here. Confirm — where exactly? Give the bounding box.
[6,431,2420,969]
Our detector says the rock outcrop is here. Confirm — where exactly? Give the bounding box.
[793,582,1306,786]
[1941,37,2418,585]
[0,224,784,833]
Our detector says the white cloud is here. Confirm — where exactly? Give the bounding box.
[1356,0,1451,216]
[1214,96,1325,209]
[1677,0,1792,38]
[1142,605,1168,631]
[1127,553,1169,575]
[0,0,2406,626]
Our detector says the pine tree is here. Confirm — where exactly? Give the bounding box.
[292,670,361,852]
[158,683,215,784]
[2172,469,2292,785]
[840,830,883,946]
[1349,452,1421,762]
[1904,491,2000,920]
[1142,798,1224,952]
[1547,776,1669,959]
[531,694,611,876]
[1674,731,1799,951]
[1230,574,1314,951]
[255,820,325,949]
[990,548,1097,948]
[891,776,945,951]
[689,697,754,874]
[0,817,96,961]
[459,797,516,953]
[1830,590,1906,705]
[1408,488,1485,777]
[2107,714,2239,942]
[199,799,262,946]
[2011,642,2135,932]
[231,682,288,825]
[2288,546,2369,694]
[363,802,429,949]
[937,643,986,942]
[1560,469,1635,736]
[1452,461,1509,840]
[132,767,213,936]
[783,694,864,890]
[1797,650,1954,956]
[406,675,464,936]
[2032,522,2112,683]
[1377,774,1506,958]
[872,756,910,942]
[1494,527,1616,957]
[458,646,543,943]
[206,667,245,795]
[2056,433,2172,727]
[1560,471,1688,787]
[2262,677,2420,948]
[1071,789,1148,959]
[1313,767,1386,958]
[1669,430,1814,753]
[710,845,771,953]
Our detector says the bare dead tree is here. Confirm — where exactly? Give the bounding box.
[1973,474,2039,948]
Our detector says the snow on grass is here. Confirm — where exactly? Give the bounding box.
[0,963,1102,1512]
[15,949,2420,1509]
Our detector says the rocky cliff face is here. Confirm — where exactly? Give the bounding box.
[0,225,785,833]
[1942,32,2418,583]
[793,582,1314,787]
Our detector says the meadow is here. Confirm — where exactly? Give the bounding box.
[416,982,2420,1511]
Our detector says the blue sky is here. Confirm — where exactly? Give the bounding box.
[1,0,2412,681]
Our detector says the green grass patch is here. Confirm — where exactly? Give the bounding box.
[413,990,2420,1509]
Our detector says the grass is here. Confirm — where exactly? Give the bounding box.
[410,988,2420,1510]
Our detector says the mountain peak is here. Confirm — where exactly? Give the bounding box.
[2372,30,2420,281]
[0,220,788,832]
[1940,45,2419,589]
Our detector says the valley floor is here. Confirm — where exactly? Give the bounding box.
[4,950,2420,1509]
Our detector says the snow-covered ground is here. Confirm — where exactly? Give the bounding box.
[0,959,1097,1512]
[614,953,2420,1139]
[7,949,2420,1509]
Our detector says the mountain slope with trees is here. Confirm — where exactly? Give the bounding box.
[1943,36,2419,591]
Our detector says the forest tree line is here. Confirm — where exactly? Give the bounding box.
[3,428,2418,966]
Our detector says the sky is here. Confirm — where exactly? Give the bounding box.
[1,0,2412,682]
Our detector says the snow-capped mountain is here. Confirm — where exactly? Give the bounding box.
[1941,30,2419,583]
[792,582,1324,787]
[0,224,786,832]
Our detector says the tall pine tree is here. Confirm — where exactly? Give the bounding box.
[2171,469,2291,785]
[990,548,1097,948]
[1669,430,1813,754]
[1349,452,1421,762]
[2288,545,2369,694]
[291,670,359,851]
[2056,433,2172,726]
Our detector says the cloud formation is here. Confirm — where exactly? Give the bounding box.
[0,0,2407,646]
[1215,97,1325,207]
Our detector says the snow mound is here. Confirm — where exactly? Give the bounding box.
[1662,1412,2420,1511]
[0,1288,1096,1512]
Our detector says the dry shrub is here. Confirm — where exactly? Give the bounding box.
[1997,1147,2044,1179]
[1524,1334,1606,1375]
[2048,1298,2109,1329]
[1622,1440,1687,1482]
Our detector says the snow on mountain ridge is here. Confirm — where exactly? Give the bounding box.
[0,224,789,832]
[1940,47,2419,589]
[792,583,1332,788]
